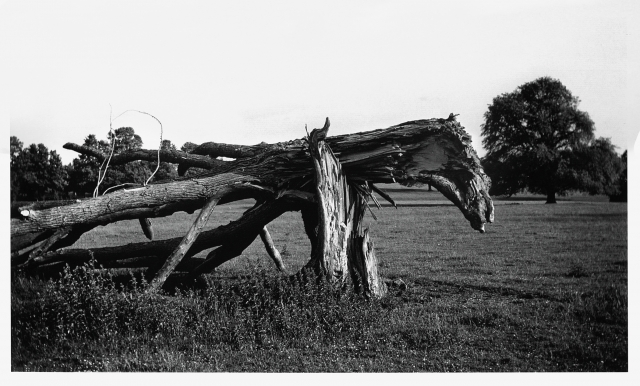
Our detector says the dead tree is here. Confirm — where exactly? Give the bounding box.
[11,116,494,297]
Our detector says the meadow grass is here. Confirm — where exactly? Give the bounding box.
[11,188,627,371]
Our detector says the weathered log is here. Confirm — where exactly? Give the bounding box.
[62,143,225,171]
[11,200,80,219]
[30,195,305,273]
[189,142,265,159]
[11,176,269,242]
[14,118,491,243]
[12,117,494,283]
[147,196,220,293]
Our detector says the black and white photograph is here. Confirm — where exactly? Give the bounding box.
[4,0,637,379]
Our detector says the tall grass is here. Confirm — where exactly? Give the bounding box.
[12,261,396,371]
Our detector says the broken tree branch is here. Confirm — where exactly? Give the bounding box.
[30,195,306,273]
[147,196,220,293]
[14,117,494,283]
[259,226,287,273]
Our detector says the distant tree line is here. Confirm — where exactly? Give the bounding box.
[10,79,627,203]
[10,127,196,201]
[480,77,627,203]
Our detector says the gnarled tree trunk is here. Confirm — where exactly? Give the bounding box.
[11,116,493,296]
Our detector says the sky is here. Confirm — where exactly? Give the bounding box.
[2,0,639,165]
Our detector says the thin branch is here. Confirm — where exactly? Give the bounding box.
[147,196,220,293]
[259,226,287,273]
[370,183,397,208]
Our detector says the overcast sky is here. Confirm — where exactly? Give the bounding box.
[3,0,639,164]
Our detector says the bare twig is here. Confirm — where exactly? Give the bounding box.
[94,106,117,197]
[109,109,164,186]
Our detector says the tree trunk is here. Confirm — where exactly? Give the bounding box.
[546,190,557,204]
[349,228,387,297]
[12,116,494,293]
[305,119,386,297]
[146,196,220,293]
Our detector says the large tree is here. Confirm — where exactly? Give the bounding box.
[10,138,68,201]
[481,77,596,203]
[13,117,494,297]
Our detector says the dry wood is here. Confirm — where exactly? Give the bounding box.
[63,143,224,171]
[304,119,386,297]
[259,226,287,273]
[147,196,220,293]
[11,174,264,240]
[31,196,305,273]
[189,142,264,159]
[348,228,387,298]
[139,218,154,240]
[13,116,494,287]
[305,118,351,281]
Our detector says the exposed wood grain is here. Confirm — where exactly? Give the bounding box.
[14,117,494,281]
[259,226,287,273]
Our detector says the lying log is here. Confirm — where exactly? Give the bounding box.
[13,117,492,241]
[25,195,304,272]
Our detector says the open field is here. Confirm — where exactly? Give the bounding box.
[11,187,627,371]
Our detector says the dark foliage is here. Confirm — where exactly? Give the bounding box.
[480,77,623,203]
[567,139,625,199]
[10,137,68,201]
[609,151,627,202]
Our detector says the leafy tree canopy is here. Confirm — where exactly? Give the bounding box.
[480,76,615,203]
[10,138,68,201]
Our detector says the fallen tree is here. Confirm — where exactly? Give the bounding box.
[11,115,494,297]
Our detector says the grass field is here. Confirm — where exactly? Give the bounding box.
[11,187,627,372]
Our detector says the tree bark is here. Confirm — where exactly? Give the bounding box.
[305,119,351,281]
[146,196,220,293]
[13,116,494,288]
[305,119,386,297]
[15,118,492,242]
[259,227,287,273]
[348,228,387,297]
